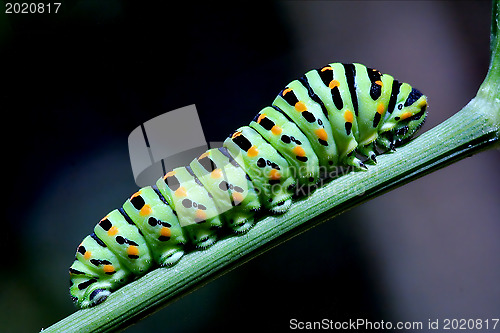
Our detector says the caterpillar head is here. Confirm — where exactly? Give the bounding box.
[378,84,427,149]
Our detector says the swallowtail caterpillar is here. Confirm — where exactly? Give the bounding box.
[69,62,428,308]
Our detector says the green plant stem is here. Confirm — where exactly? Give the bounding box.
[42,2,500,332]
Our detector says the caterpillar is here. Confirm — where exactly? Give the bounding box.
[69,62,428,308]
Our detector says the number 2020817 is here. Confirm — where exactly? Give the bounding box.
[5,3,61,14]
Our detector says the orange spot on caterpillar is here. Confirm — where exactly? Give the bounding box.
[377,103,385,115]
[174,186,187,197]
[269,169,281,180]
[127,245,139,257]
[282,88,292,96]
[247,145,259,157]
[160,227,171,238]
[293,146,306,157]
[130,190,142,199]
[314,128,328,141]
[210,169,223,179]
[195,209,207,221]
[328,80,340,89]
[344,110,354,123]
[140,204,152,216]
[108,226,118,236]
[400,112,412,120]
[84,251,91,260]
[257,113,266,123]
[231,131,242,139]
[294,101,307,112]
[375,80,383,86]
[271,125,282,135]
[164,171,176,179]
[232,192,244,205]
[103,265,115,274]
[321,66,333,72]
[198,151,210,159]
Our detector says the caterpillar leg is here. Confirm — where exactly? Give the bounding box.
[357,143,377,164]
[269,197,292,214]
[345,152,367,170]
[184,224,219,249]
[224,188,260,232]
[228,215,256,234]
[376,136,396,152]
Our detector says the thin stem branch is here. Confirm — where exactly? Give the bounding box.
[41,1,500,332]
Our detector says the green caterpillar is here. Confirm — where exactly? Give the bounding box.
[69,62,428,308]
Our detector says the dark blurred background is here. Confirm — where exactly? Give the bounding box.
[1,1,498,332]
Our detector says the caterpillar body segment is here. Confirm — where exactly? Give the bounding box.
[70,62,427,308]
[302,64,361,163]
[250,106,321,187]
[189,148,261,233]
[157,167,223,248]
[224,126,296,213]
[122,186,186,266]
[94,209,153,275]
[273,80,340,171]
